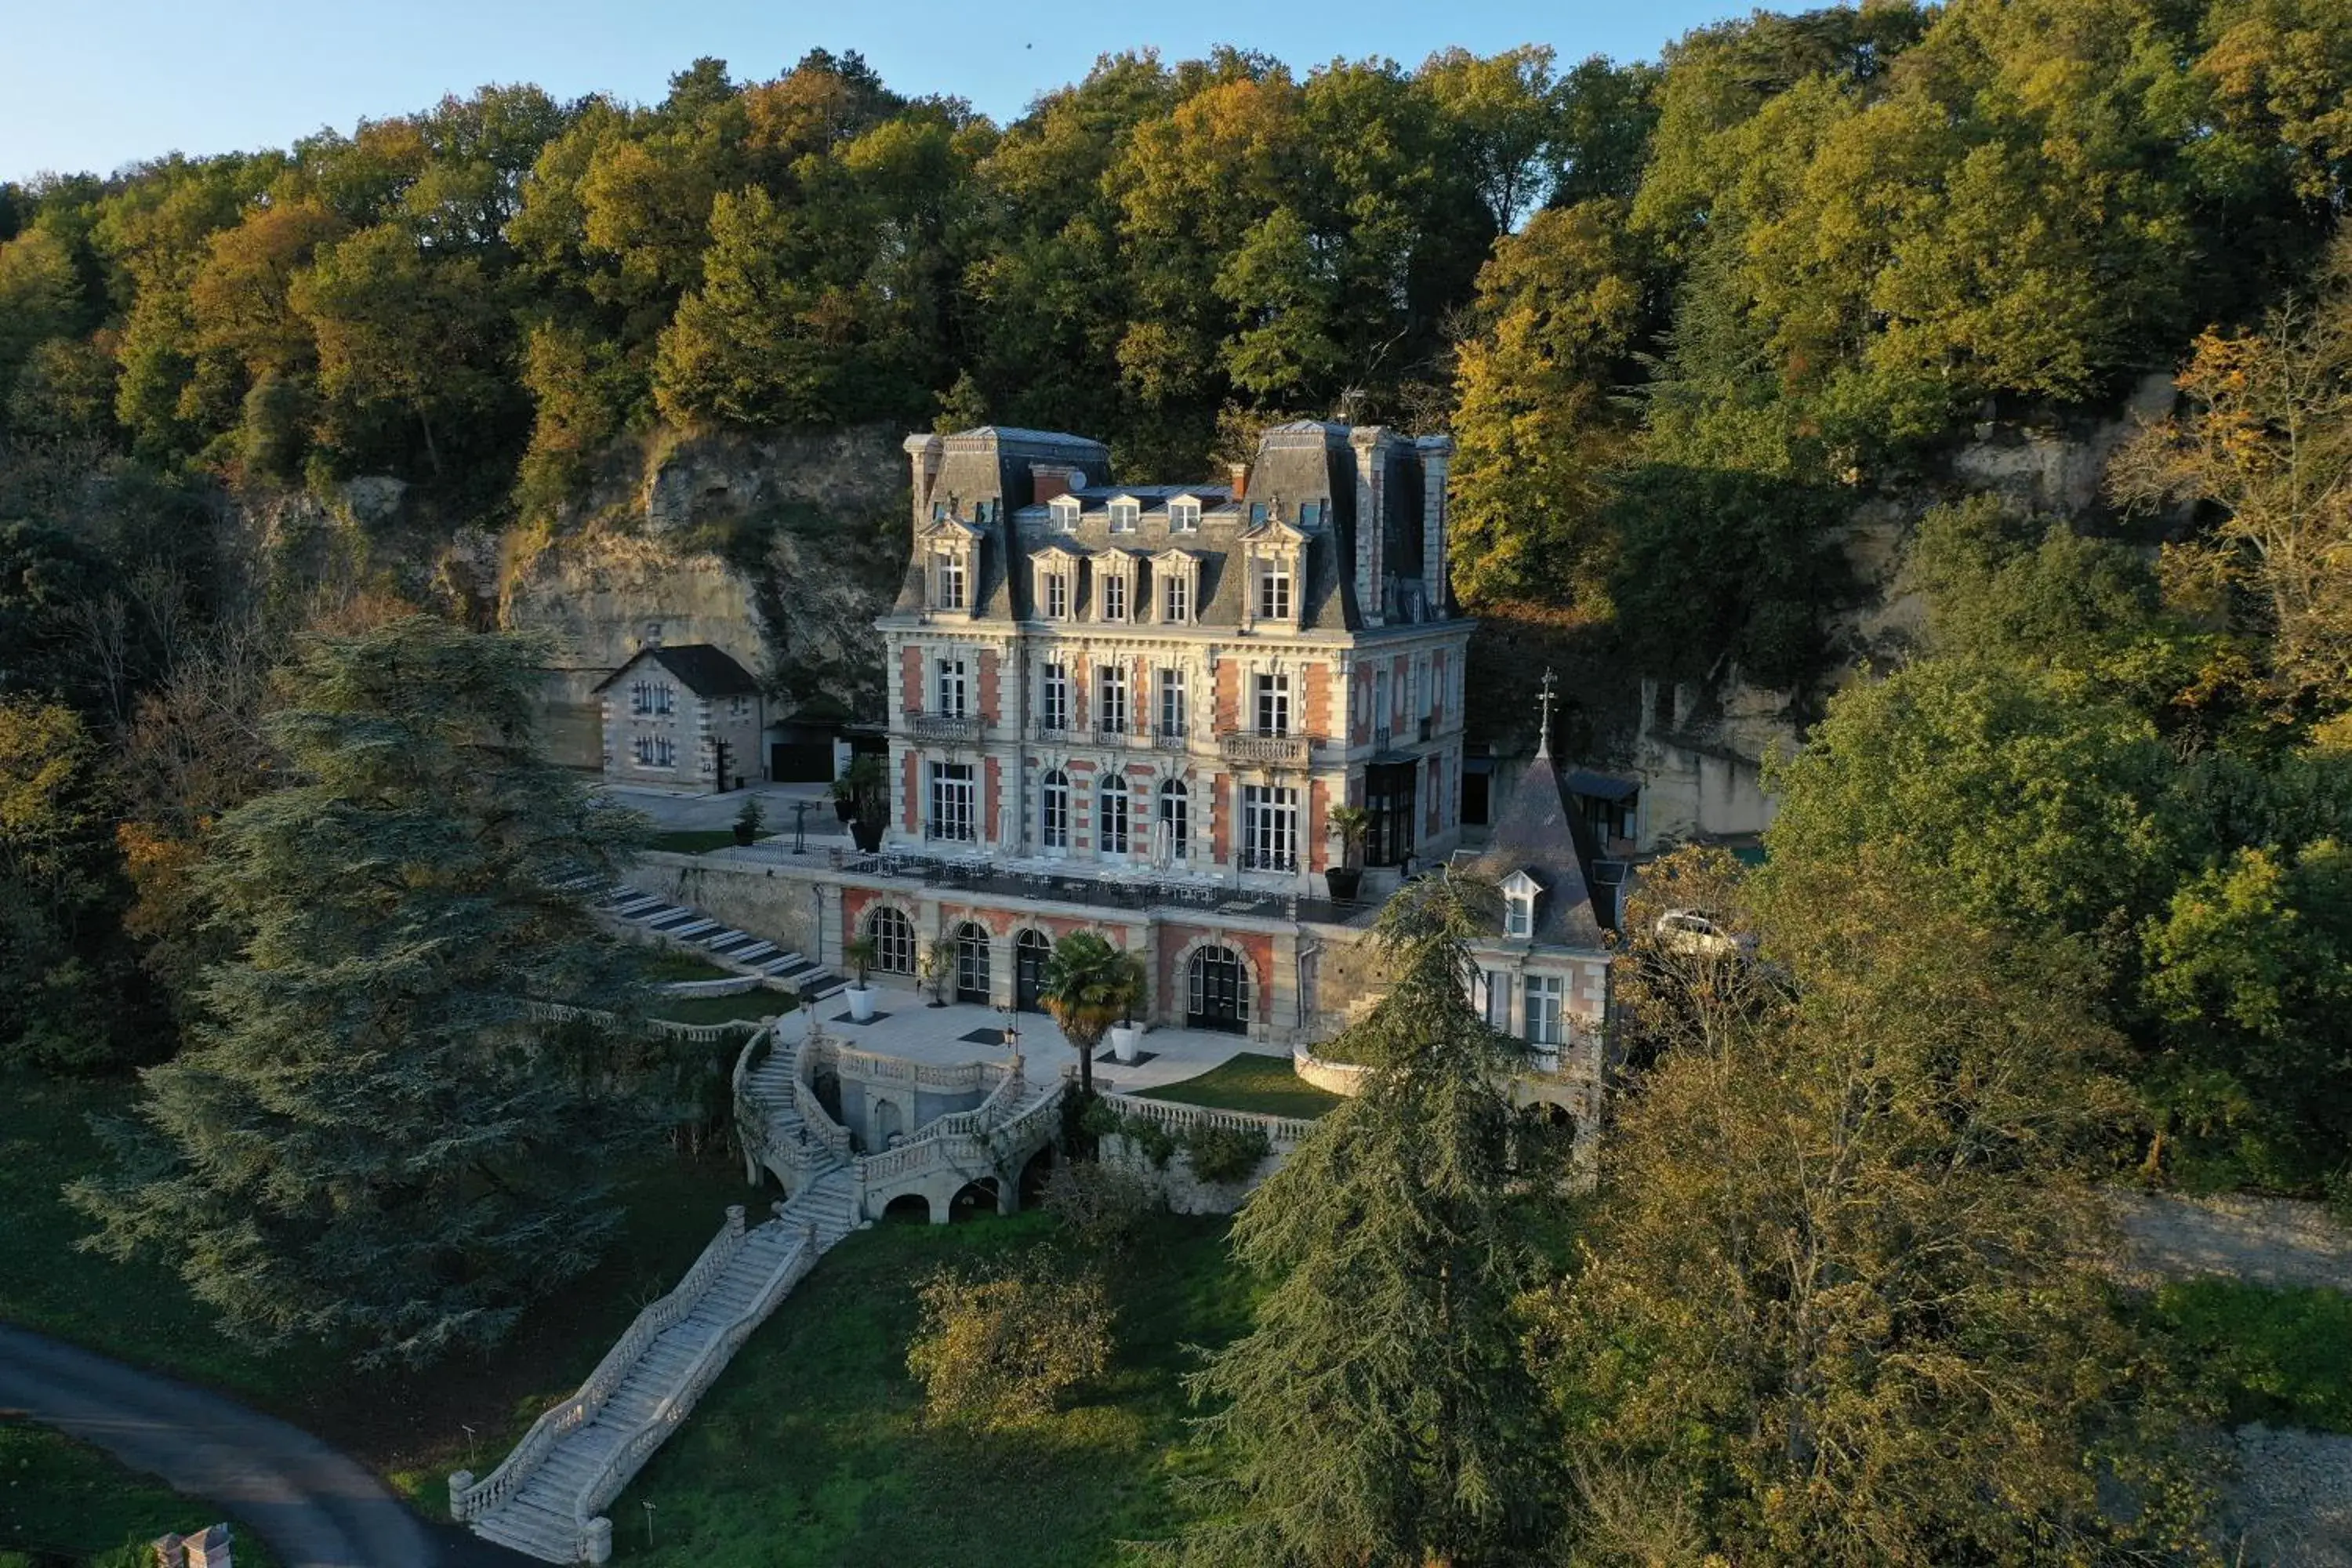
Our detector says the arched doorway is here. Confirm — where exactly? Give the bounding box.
[1014,929,1051,1012]
[873,1098,905,1150]
[881,1193,931,1225]
[954,920,990,1004]
[1187,945,1249,1034]
[949,1178,998,1221]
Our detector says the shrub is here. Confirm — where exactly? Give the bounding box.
[1040,1160,1159,1255]
[2146,1277,2352,1433]
[1183,1123,1272,1184]
[906,1261,1112,1427]
[1079,1097,1176,1167]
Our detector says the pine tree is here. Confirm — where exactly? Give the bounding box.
[1173,873,1567,1568]
[71,617,654,1368]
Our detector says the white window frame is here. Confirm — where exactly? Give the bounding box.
[935,655,967,718]
[1479,968,1512,1029]
[866,906,916,973]
[1163,571,1190,622]
[1159,778,1189,860]
[1168,496,1200,533]
[1523,975,1564,1047]
[1097,664,1127,734]
[1101,569,1128,622]
[927,760,977,843]
[1050,495,1081,532]
[1040,769,1071,850]
[1241,784,1298,873]
[1044,569,1069,619]
[1109,498,1140,534]
[1040,662,1071,732]
[1098,774,1131,855]
[1258,561,1292,621]
[1505,892,1534,938]
[1254,672,1290,738]
[935,550,967,612]
[1157,667,1187,739]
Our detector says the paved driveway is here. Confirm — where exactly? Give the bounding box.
[0,1323,522,1567]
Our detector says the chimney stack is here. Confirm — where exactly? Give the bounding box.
[1030,463,1074,505]
[1227,462,1248,502]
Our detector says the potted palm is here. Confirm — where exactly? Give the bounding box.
[1325,803,1370,902]
[1042,933,1145,1097]
[919,938,955,1007]
[842,754,888,852]
[829,771,858,822]
[841,935,879,1022]
[732,793,765,846]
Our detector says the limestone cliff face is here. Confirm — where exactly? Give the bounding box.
[501,425,909,768]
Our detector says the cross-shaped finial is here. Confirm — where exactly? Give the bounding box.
[1536,667,1558,757]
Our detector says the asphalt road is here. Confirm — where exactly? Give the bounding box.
[0,1323,524,1567]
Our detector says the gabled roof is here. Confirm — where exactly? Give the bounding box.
[593,644,762,699]
[1468,731,1607,951]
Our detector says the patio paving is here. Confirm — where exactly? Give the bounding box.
[805,994,1268,1096]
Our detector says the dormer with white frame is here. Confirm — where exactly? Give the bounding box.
[1153,547,1202,626]
[1239,512,1308,633]
[1048,493,1082,533]
[1166,493,1203,535]
[1032,543,1083,622]
[920,514,985,619]
[1501,869,1544,940]
[1106,494,1142,535]
[1095,548,1140,623]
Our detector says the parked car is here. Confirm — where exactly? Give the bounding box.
[1653,908,1755,960]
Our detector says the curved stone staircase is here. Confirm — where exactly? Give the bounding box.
[452,1152,856,1563]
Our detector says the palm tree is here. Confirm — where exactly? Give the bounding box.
[1039,931,1145,1100]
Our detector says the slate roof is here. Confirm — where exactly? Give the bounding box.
[1467,732,1608,951]
[593,644,762,699]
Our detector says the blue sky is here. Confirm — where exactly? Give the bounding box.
[0,0,1750,183]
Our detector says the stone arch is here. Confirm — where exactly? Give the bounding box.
[871,1094,907,1150]
[949,1178,998,1222]
[861,901,918,975]
[1018,1145,1057,1207]
[881,1192,931,1225]
[1168,931,1262,1035]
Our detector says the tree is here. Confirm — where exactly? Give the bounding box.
[1538,850,2209,1566]
[1172,873,1566,1567]
[2110,225,2352,717]
[70,616,652,1367]
[906,1260,1112,1426]
[1039,931,1142,1101]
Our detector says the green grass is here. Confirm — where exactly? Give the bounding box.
[2144,1277,2352,1433]
[0,1073,750,1505]
[648,829,775,854]
[610,1210,1249,1565]
[636,949,740,984]
[1135,1053,1344,1120]
[0,1421,283,1568]
[650,989,796,1027]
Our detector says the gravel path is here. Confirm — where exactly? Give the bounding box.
[2109,1189,2352,1293]
[2105,1189,2352,1568]
[0,1323,521,1567]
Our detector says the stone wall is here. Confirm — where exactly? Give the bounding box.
[629,854,826,960]
[1099,1133,1286,1216]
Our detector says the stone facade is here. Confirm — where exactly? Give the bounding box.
[593,642,765,793]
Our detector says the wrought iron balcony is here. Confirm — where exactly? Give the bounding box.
[1218,729,1315,768]
[1028,718,1086,745]
[1152,725,1189,750]
[906,711,982,745]
[1238,847,1301,873]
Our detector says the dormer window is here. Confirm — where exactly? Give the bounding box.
[1168,496,1200,533]
[934,552,968,612]
[1258,564,1291,621]
[1109,498,1140,533]
[1163,572,1189,622]
[1299,500,1321,529]
[1102,571,1129,622]
[1501,870,1543,939]
[1050,495,1081,532]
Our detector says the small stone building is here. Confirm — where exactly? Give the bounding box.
[594,644,765,793]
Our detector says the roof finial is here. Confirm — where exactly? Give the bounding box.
[1536,667,1557,759]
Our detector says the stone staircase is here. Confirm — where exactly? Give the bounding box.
[452,1152,858,1563]
[594,883,848,1004]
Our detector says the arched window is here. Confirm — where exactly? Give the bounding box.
[1098,774,1131,855]
[1187,945,1250,1033]
[1041,769,1070,851]
[954,920,990,1003]
[865,906,915,974]
[1158,779,1189,861]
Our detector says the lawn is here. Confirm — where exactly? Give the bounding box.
[647,829,774,855]
[0,1073,751,1512]
[2143,1277,2352,1433]
[635,949,741,984]
[649,989,797,1027]
[1135,1053,1344,1120]
[0,1421,283,1568]
[609,1210,1250,1565]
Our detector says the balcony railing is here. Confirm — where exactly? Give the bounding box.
[1218,730,1315,767]
[1152,725,1189,750]
[906,711,982,744]
[1238,847,1300,873]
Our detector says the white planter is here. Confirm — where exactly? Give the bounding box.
[846,985,877,1022]
[1109,1024,1140,1063]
